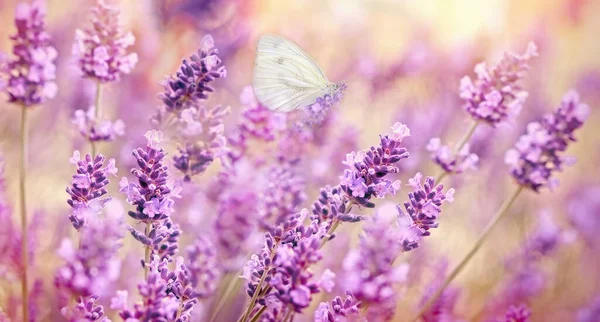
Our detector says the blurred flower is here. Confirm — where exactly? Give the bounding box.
[567,185,600,248]
[65,295,109,322]
[578,296,600,322]
[66,151,117,230]
[343,212,410,320]
[505,90,589,191]
[0,1,57,106]
[73,0,138,82]
[314,291,361,322]
[157,35,226,114]
[298,83,347,128]
[259,163,307,230]
[426,138,479,175]
[185,237,220,298]
[171,105,230,181]
[460,42,537,126]
[419,260,462,322]
[72,106,125,142]
[495,304,531,322]
[55,201,125,317]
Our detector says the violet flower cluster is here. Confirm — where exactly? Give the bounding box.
[73,0,138,82]
[0,1,57,107]
[54,201,125,320]
[426,138,479,175]
[119,130,182,263]
[297,83,347,128]
[171,105,230,181]
[578,296,600,322]
[185,237,220,298]
[157,35,226,114]
[460,42,537,126]
[72,106,125,143]
[495,304,531,322]
[567,185,600,248]
[314,291,361,322]
[259,164,307,230]
[66,151,117,230]
[505,90,589,191]
[338,122,410,208]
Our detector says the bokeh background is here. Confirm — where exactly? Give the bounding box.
[0,0,599,321]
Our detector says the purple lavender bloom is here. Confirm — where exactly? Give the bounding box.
[494,304,531,322]
[505,90,589,192]
[66,151,117,230]
[343,213,410,320]
[460,42,537,126]
[426,138,479,174]
[399,173,455,237]
[73,0,138,82]
[567,185,600,248]
[64,295,110,322]
[578,296,600,322]
[185,236,220,298]
[0,1,57,107]
[420,260,462,322]
[171,105,230,181]
[314,291,361,322]
[339,122,410,208]
[297,83,347,128]
[158,35,226,113]
[260,164,307,230]
[55,201,125,298]
[72,106,125,142]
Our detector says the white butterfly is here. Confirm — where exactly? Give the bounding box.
[253,34,343,112]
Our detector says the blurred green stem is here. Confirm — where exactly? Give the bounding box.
[20,106,29,322]
[91,83,102,156]
[411,185,523,321]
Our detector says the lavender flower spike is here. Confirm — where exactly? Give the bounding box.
[505,90,589,192]
[314,291,361,322]
[73,0,138,82]
[72,106,125,143]
[426,138,479,175]
[460,42,537,126]
[158,35,226,114]
[495,304,531,322]
[66,151,117,230]
[0,1,57,106]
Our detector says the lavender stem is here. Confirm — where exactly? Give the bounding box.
[144,222,151,279]
[19,106,29,322]
[91,83,102,156]
[412,185,524,321]
[239,243,278,322]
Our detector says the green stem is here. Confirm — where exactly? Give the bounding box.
[19,106,29,322]
[239,243,278,322]
[144,222,151,279]
[91,83,102,156]
[248,305,267,322]
[411,185,524,321]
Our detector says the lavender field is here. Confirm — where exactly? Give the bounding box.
[0,0,599,321]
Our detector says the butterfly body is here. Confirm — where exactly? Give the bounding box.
[253,34,339,112]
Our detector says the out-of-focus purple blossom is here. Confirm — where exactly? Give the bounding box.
[117,256,198,321]
[314,291,361,322]
[339,122,409,207]
[426,138,479,175]
[0,1,57,106]
[55,200,125,299]
[171,105,230,181]
[343,212,409,320]
[310,125,360,185]
[297,83,347,128]
[567,185,600,248]
[494,304,531,322]
[66,151,117,230]
[505,90,589,192]
[63,295,110,322]
[578,296,600,322]
[185,237,220,298]
[460,42,537,126]
[157,35,226,114]
[259,164,306,230]
[73,0,138,82]
[72,106,125,142]
[399,173,455,237]
[419,260,462,322]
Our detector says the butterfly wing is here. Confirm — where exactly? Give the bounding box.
[253,34,330,112]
